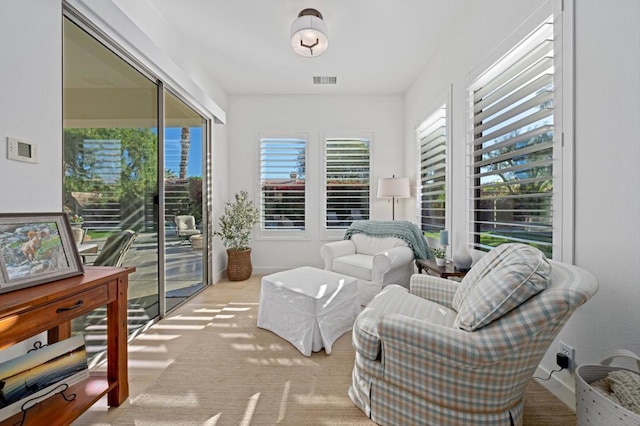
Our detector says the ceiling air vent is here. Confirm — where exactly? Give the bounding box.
[313,76,337,85]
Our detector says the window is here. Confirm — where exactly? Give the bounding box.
[416,104,447,238]
[468,15,555,257]
[324,138,371,230]
[259,137,306,231]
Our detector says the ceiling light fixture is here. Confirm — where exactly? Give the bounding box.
[290,8,328,58]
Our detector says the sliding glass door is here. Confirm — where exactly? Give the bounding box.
[164,91,207,310]
[63,15,211,363]
[63,17,160,363]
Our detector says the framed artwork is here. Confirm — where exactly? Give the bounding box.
[0,335,89,422]
[0,213,84,294]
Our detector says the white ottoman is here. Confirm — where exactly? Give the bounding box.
[257,266,359,356]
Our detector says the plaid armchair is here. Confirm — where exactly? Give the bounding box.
[348,244,598,425]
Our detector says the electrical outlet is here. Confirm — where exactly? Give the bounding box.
[559,341,575,369]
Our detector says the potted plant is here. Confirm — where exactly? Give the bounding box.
[213,191,259,281]
[68,214,84,228]
[431,247,447,266]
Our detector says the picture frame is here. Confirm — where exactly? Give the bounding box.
[0,335,89,422]
[0,212,84,294]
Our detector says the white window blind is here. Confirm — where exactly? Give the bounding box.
[260,138,306,230]
[416,105,447,237]
[325,138,370,229]
[468,16,554,257]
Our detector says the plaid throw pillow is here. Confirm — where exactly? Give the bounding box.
[452,243,551,331]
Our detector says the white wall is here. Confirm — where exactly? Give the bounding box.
[569,0,640,373]
[403,0,640,405]
[0,0,63,212]
[0,0,230,297]
[0,0,63,359]
[211,122,229,281]
[227,94,404,274]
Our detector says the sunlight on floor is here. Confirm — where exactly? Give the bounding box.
[219,332,255,339]
[204,413,221,425]
[204,323,234,328]
[294,394,356,405]
[278,380,291,422]
[133,333,182,341]
[133,390,201,407]
[212,314,236,319]
[239,392,260,426]
[163,315,217,321]
[127,344,169,353]
[127,358,175,369]
[149,324,206,330]
[191,307,224,313]
[74,277,318,425]
[245,357,319,367]
[230,343,261,351]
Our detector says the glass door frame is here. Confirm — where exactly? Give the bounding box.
[161,86,212,314]
[63,6,213,320]
[158,82,166,316]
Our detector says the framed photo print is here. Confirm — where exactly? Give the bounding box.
[0,213,84,294]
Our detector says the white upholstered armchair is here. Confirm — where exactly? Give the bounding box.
[320,221,429,305]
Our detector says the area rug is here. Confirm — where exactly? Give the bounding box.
[111,282,575,425]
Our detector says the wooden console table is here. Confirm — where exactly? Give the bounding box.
[0,266,135,425]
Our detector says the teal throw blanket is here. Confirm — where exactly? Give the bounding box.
[344,220,430,260]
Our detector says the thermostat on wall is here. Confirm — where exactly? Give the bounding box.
[7,137,38,164]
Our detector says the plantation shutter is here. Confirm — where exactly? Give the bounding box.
[416,105,447,236]
[80,139,122,230]
[468,16,554,257]
[260,138,306,230]
[325,138,370,229]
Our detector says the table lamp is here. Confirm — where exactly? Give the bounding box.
[377,175,410,220]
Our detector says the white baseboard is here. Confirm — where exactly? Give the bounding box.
[253,265,324,276]
[534,365,576,410]
[211,270,225,284]
[252,266,292,276]
[213,266,301,281]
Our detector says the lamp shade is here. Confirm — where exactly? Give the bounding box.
[291,8,328,57]
[377,177,411,199]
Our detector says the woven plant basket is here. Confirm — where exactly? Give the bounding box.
[576,349,640,426]
[226,248,252,281]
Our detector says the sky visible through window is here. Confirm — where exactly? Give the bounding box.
[261,138,306,180]
[163,127,203,177]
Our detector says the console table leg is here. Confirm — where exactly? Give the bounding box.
[47,321,71,344]
[107,276,129,406]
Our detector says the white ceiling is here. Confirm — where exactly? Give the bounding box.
[141,0,465,95]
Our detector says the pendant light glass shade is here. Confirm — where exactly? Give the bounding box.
[291,8,328,58]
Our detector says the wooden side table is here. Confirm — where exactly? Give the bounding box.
[415,258,468,279]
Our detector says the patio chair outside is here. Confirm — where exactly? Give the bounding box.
[92,229,137,267]
[174,215,201,240]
